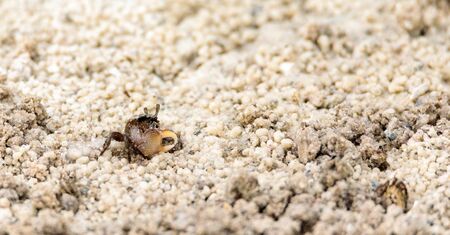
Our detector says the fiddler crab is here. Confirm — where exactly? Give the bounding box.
[100,104,179,158]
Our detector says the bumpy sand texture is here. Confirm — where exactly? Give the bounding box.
[0,0,449,234]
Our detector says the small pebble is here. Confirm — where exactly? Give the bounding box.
[0,198,11,208]
[280,138,294,149]
[76,156,90,164]
[256,128,269,137]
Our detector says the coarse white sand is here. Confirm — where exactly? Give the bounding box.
[0,0,449,234]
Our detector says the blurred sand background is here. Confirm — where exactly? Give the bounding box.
[0,0,449,234]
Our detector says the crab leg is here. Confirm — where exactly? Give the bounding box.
[99,132,125,156]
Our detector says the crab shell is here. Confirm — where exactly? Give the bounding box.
[129,128,178,157]
[376,178,408,211]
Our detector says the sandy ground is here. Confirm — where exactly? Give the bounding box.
[0,0,449,234]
